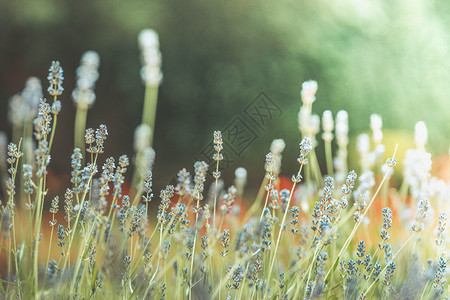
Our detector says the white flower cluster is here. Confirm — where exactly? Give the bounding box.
[9,77,42,125]
[403,122,434,199]
[370,114,383,144]
[300,80,318,105]
[334,110,349,183]
[298,80,320,147]
[138,29,163,87]
[321,110,334,142]
[270,139,286,176]
[72,51,100,108]
[134,124,152,153]
[234,167,247,196]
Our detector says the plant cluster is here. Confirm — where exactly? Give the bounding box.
[0,29,448,299]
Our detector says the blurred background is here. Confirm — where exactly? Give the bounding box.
[0,0,449,196]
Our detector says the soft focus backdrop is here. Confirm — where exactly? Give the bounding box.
[0,0,449,194]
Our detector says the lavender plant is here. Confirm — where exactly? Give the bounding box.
[0,29,448,300]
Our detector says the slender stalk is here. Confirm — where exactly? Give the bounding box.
[74,105,88,157]
[325,140,334,177]
[364,232,416,296]
[265,165,303,298]
[324,145,398,285]
[242,174,268,222]
[259,178,273,222]
[141,85,159,147]
[189,199,200,300]
[62,154,98,271]
[213,160,220,231]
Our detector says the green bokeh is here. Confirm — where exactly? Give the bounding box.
[0,0,448,193]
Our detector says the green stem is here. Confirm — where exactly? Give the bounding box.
[141,85,159,147]
[74,105,88,157]
[265,165,303,298]
[325,140,334,178]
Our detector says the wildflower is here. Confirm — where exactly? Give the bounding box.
[222,185,237,214]
[138,29,163,87]
[353,191,369,223]
[136,147,155,179]
[157,185,174,225]
[142,170,154,203]
[35,140,49,177]
[433,256,448,294]
[298,137,312,165]
[382,207,392,230]
[315,250,328,279]
[118,195,131,232]
[94,124,108,154]
[300,80,318,105]
[322,110,334,142]
[213,131,223,161]
[357,133,370,171]
[102,157,115,180]
[134,124,152,153]
[23,164,34,195]
[64,188,74,223]
[412,198,430,232]
[270,138,286,155]
[49,196,59,214]
[383,242,393,264]
[434,212,447,246]
[51,100,62,114]
[280,189,290,213]
[356,240,366,258]
[268,189,279,210]
[336,110,349,148]
[265,152,277,182]
[72,51,100,108]
[234,167,247,196]
[192,161,208,201]
[35,98,52,139]
[311,176,334,242]
[129,205,145,236]
[305,280,315,299]
[290,206,300,234]
[85,128,95,153]
[9,78,42,125]
[270,138,286,175]
[403,147,432,198]
[220,229,230,256]
[386,158,396,167]
[57,224,66,254]
[113,155,129,197]
[279,272,286,289]
[383,261,396,286]
[372,262,382,281]
[21,77,43,117]
[414,121,427,149]
[47,61,64,97]
[341,170,357,208]
[71,148,83,192]
[7,142,23,172]
[261,208,273,252]
[370,114,383,144]
[298,110,320,145]
[334,110,349,183]
[47,260,59,281]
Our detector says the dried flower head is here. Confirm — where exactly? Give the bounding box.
[72,51,100,108]
[138,29,163,86]
[47,61,64,97]
[300,80,318,105]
